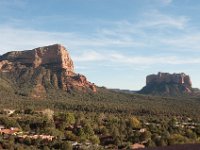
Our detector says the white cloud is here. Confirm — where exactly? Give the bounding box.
[139,10,188,30]
[160,33,200,50]
[72,51,105,62]
[0,25,145,53]
[72,51,200,65]
[0,10,198,67]
[0,9,192,54]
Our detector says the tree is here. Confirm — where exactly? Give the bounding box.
[156,138,167,147]
[140,131,151,142]
[90,135,100,144]
[0,117,20,128]
[77,128,85,137]
[65,113,75,125]
[129,117,141,129]
[55,112,75,130]
[83,123,94,137]
[23,137,32,146]
[42,109,54,121]
[146,139,156,147]
[62,142,73,150]
[65,131,77,141]
[24,108,34,115]
[15,144,24,150]
[168,134,187,145]
[8,136,15,146]
[186,129,197,139]
[43,146,50,150]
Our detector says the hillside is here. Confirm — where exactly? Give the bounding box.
[0,45,200,149]
[0,44,96,98]
[0,45,199,117]
[0,82,200,118]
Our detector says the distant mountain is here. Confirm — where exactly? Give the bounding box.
[139,72,195,96]
[110,88,136,94]
[0,46,200,117]
[0,44,96,98]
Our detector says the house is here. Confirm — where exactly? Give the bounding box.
[0,125,5,130]
[0,127,20,135]
[39,135,54,141]
[0,129,16,135]
[72,142,78,146]
[18,134,55,141]
[131,143,145,149]
[65,125,74,131]
[139,128,147,133]
[10,127,20,132]
[3,109,15,115]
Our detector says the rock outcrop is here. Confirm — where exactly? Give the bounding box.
[0,44,74,74]
[139,72,193,96]
[0,44,96,98]
[146,72,192,87]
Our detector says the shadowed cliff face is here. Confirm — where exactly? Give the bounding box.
[0,44,96,98]
[139,72,193,96]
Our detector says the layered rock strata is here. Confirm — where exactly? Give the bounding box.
[0,44,96,97]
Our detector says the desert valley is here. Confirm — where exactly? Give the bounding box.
[0,44,199,149]
[1,0,200,149]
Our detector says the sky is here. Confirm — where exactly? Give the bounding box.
[0,0,200,90]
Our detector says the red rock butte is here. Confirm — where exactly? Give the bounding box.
[0,44,74,75]
[146,72,192,87]
[139,72,193,96]
[0,44,96,97]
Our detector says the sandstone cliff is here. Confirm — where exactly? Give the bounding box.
[0,44,96,98]
[146,72,192,87]
[139,72,193,96]
[0,44,74,74]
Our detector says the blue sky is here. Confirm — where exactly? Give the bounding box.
[0,0,200,90]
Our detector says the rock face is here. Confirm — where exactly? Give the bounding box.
[139,72,193,96]
[0,44,96,98]
[146,72,192,87]
[0,44,74,74]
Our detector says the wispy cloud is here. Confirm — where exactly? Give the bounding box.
[72,51,105,62]
[0,10,199,68]
[160,33,200,50]
[140,10,188,30]
[0,10,192,52]
[72,50,200,65]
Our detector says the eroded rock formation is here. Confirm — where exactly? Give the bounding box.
[146,72,192,87]
[0,44,74,74]
[139,72,193,96]
[0,44,96,97]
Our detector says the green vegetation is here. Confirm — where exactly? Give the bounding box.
[0,86,200,118]
[0,109,200,149]
[0,76,200,149]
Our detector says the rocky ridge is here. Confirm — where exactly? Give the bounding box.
[139,72,193,96]
[0,44,96,98]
